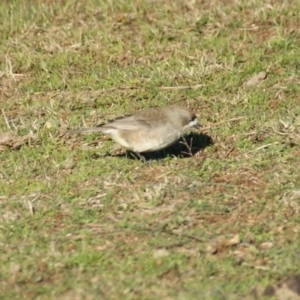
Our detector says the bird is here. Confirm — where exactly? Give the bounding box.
[70,105,201,159]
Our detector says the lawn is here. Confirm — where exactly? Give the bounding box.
[1,0,300,299]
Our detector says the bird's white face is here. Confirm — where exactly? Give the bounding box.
[188,117,199,128]
[183,116,201,131]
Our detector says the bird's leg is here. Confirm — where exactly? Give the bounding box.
[180,136,194,157]
[128,151,147,163]
[135,152,148,163]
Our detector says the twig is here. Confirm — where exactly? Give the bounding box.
[157,171,173,179]
[256,142,279,151]
[1,109,11,130]
[27,200,34,216]
[224,146,235,158]
[159,84,203,90]
[160,227,205,243]
[201,116,246,130]
[96,84,203,93]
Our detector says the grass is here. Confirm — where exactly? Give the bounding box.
[1,0,300,299]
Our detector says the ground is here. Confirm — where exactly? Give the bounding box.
[1,0,300,299]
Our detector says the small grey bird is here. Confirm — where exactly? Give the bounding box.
[71,105,201,155]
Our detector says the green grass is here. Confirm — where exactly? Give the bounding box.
[1,0,300,299]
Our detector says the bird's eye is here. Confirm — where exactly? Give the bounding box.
[189,115,197,122]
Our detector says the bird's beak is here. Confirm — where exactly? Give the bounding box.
[194,119,202,129]
[188,117,202,130]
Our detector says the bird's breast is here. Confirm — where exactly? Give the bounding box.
[111,127,182,153]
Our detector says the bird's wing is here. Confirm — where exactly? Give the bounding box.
[101,114,152,131]
[69,113,154,135]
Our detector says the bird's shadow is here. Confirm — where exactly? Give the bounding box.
[100,132,213,161]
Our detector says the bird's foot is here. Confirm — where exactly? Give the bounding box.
[127,151,148,163]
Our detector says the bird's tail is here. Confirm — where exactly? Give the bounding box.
[68,127,106,135]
